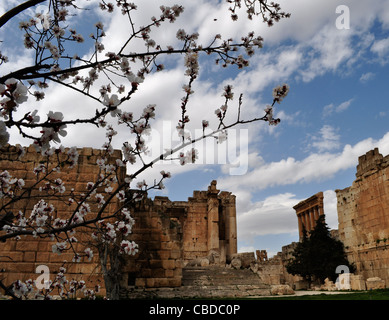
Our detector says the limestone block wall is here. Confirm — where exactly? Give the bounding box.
[183,186,237,263]
[183,191,209,260]
[218,191,238,262]
[336,148,389,286]
[0,144,125,295]
[256,253,284,285]
[249,245,307,289]
[120,181,238,289]
[122,196,183,288]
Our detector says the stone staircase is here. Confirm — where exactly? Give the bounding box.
[179,265,271,298]
[123,265,272,299]
[182,265,265,286]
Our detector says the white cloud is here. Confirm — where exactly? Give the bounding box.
[371,37,389,57]
[299,25,354,82]
[323,98,353,117]
[0,1,24,16]
[236,189,340,244]
[309,125,341,152]
[337,99,353,113]
[219,132,389,195]
[378,0,389,28]
[3,0,380,153]
[237,193,301,241]
[215,132,389,244]
[323,190,339,230]
[360,72,375,83]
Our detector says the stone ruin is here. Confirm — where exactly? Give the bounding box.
[293,192,324,240]
[335,148,389,290]
[253,148,389,291]
[1,144,389,298]
[128,147,389,293]
[1,145,251,298]
[122,179,238,290]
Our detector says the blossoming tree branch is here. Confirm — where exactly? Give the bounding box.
[0,0,290,299]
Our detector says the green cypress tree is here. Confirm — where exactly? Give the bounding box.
[286,215,354,283]
[286,224,311,279]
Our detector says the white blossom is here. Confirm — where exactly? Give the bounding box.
[119,240,139,255]
[184,52,199,77]
[37,12,51,30]
[126,72,144,84]
[95,193,105,207]
[160,170,171,178]
[136,180,147,189]
[176,28,186,40]
[84,248,94,261]
[117,221,132,236]
[179,148,198,165]
[52,241,67,254]
[116,190,126,201]
[217,130,228,144]
[96,158,105,167]
[13,280,29,298]
[3,78,28,105]
[142,104,156,119]
[122,142,136,164]
[272,84,290,103]
[26,110,40,123]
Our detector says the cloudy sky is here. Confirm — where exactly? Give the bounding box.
[2,0,389,257]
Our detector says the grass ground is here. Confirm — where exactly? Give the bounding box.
[258,289,389,300]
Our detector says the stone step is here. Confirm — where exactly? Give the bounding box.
[182,266,265,287]
[122,265,272,299]
[123,284,271,299]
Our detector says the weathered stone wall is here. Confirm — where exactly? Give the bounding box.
[255,252,284,285]
[121,196,183,289]
[252,245,308,290]
[0,144,125,296]
[1,145,238,296]
[218,191,238,262]
[182,191,209,260]
[169,181,237,264]
[120,181,238,291]
[336,148,389,287]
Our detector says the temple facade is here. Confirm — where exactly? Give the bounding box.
[293,192,324,239]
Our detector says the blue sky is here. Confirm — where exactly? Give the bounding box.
[2,0,389,257]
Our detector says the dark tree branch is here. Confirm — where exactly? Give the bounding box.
[0,0,47,29]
